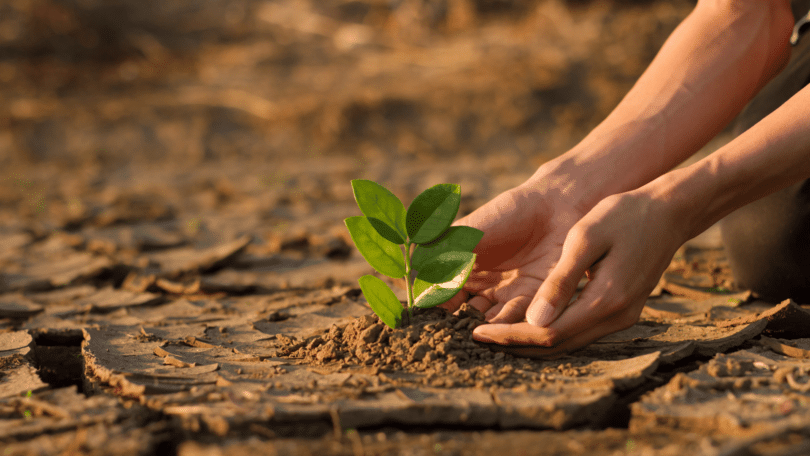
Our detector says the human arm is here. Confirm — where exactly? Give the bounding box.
[534,0,794,213]
[442,0,797,351]
[473,79,810,355]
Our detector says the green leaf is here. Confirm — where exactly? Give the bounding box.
[411,226,484,271]
[358,275,404,329]
[345,216,406,278]
[406,184,461,244]
[367,218,404,246]
[352,179,407,244]
[412,251,476,308]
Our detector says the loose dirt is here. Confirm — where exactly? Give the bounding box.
[283,304,571,389]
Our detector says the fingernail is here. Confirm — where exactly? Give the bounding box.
[526,298,554,327]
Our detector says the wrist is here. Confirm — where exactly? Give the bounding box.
[525,128,657,212]
[636,161,721,243]
[520,155,602,214]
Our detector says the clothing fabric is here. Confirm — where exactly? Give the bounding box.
[719,3,810,302]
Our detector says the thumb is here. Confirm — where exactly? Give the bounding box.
[527,228,608,327]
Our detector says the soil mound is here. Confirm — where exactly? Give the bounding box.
[280,304,579,389]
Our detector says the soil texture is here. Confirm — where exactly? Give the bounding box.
[3,0,810,455]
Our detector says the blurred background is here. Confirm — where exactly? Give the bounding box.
[0,0,701,290]
[0,0,695,167]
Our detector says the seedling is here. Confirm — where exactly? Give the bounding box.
[345,180,483,328]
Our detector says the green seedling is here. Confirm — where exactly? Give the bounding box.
[345,180,483,329]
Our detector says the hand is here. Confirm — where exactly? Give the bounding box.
[441,175,589,324]
[468,190,688,357]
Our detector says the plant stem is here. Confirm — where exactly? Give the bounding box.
[404,241,415,321]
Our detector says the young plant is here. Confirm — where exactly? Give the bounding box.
[345,180,483,328]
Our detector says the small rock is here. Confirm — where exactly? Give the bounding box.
[453,318,471,330]
[361,324,383,344]
[408,343,429,362]
[327,324,342,339]
[357,315,376,331]
[316,340,338,362]
[307,337,325,350]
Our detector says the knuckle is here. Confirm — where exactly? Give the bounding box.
[565,222,599,257]
[567,224,591,245]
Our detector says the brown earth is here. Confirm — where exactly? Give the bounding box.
[4,0,810,455]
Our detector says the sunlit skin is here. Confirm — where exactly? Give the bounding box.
[442,0,810,357]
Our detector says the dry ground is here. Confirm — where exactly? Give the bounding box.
[4,1,810,455]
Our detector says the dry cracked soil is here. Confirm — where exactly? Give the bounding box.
[3,0,810,455]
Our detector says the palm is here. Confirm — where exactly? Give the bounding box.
[452,186,585,323]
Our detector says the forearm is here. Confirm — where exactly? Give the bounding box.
[649,82,810,240]
[532,0,793,209]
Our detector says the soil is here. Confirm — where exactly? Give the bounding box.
[282,304,574,389]
[3,0,810,455]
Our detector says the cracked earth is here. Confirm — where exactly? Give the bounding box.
[3,0,810,454]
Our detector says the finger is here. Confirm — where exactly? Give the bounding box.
[486,295,532,324]
[545,257,645,342]
[472,256,631,355]
[468,295,494,314]
[526,226,610,327]
[472,322,553,345]
[471,315,631,358]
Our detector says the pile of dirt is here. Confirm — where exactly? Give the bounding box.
[281,303,585,389]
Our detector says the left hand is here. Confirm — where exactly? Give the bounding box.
[471,190,688,357]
